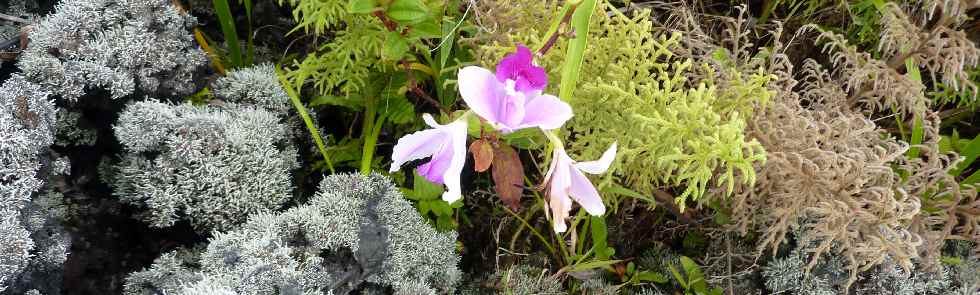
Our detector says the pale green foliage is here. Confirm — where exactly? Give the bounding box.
[124,173,460,295]
[479,5,772,208]
[277,0,387,95]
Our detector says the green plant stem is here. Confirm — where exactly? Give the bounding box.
[242,0,254,66]
[503,205,557,258]
[276,66,335,173]
[360,96,383,174]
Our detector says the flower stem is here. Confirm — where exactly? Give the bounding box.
[536,3,579,56]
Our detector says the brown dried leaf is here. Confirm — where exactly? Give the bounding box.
[469,139,493,172]
[492,144,524,210]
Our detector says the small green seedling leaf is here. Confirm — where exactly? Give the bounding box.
[349,0,377,14]
[384,31,410,60]
[569,259,623,272]
[387,0,429,24]
[635,271,669,283]
[413,170,444,200]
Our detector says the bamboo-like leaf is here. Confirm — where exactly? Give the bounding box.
[276,66,334,173]
[952,134,980,177]
[213,0,242,68]
[590,216,611,260]
[557,0,598,102]
[569,259,623,272]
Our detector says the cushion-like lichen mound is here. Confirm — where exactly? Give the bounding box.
[0,75,71,295]
[211,63,291,115]
[110,100,299,232]
[18,0,207,100]
[123,173,461,295]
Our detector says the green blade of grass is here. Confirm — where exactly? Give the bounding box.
[952,135,980,177]
[213,0,242,68]
[276,66,335,173]
[242,0,254,66]
[557,0,598,102]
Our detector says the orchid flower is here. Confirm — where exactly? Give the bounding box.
[458,44,572,133]
[389,113,468,203]
[542,138,618,232]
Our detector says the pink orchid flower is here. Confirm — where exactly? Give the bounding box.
[389,114,468,203]
[458,44,573,133]
[543,143,618,232]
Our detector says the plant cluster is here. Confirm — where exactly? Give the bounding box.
[2,0,980,293]
[124,173,460,295]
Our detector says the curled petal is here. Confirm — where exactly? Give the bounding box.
[568,168,606,216]
[458,66,503,124]
[515,94,572,131]
[440,120,469,203]
[389,128,444,172]
[547,153,574,232]
[574,142,617,174]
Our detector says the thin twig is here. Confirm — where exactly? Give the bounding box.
[537,3,579,56]
[0,13,30,24]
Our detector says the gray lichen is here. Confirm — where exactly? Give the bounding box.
[212,63,291,115]
[18,0,207,100]
[0,75,70,295]
[54,110,96,146]
[124,173,461,295]
[111,100,299,232]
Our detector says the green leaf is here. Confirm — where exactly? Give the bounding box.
[241,0,254,66]
[500,127,546,149]
[387,0,429,24]
[309,94,365,110]
[635,271,669,283]
[907,115,924,158]
[430,200,452,216]
[411,17,442,39]
[590,216,611,260]
[558,0,599,102]
[667,263,688,289]
[569,259,622,272]
[276,66,334,173]
[439,18,456,69]
[962,169,980,186]
[384,31,410,60]
[951,134,980,177]
[349,0,377,14]
[378,94,415,124]
[413,171,444,200]
[417,200,432,215]
[212,0,242,68]
[680,256,708,291]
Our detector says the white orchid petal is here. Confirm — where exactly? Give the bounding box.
[440,120,469,203]
[458,66,503,124]
[574,142,618,174]
[515,94,573,131]
[567,167,606,216]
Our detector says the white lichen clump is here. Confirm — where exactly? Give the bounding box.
[0,75,70,294]
[124,173,461,295]
[111,100,299,232]
[18,0,207,100]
